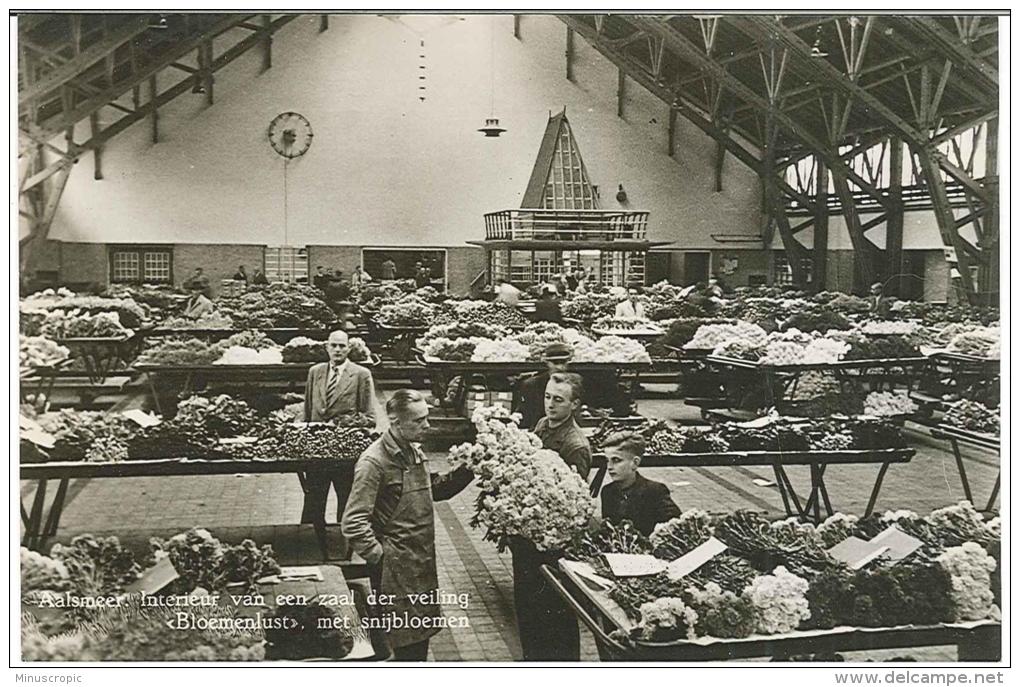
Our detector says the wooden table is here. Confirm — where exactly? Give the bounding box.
[19,358,71,402]
[590,448,916,523]
[543,560,1001,661]
[19,457,361,559]
[145,327,340,345]
[930,425,1000,512]
[372,322,429,364]
[703,355,929,415]
[54,333,139,384]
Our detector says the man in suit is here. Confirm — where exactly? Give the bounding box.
[600,431,681,536]
[300,330,377,526]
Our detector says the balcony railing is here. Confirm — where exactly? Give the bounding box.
[483,208,650,241]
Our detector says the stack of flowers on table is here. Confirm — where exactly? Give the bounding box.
[566,501,999,644]
[448,405,595,552]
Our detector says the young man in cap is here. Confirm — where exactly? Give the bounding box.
[510,372,591,661]
[512,341,573,430]
[600,431,681,536]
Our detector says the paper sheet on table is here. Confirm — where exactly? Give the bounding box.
[277,566,324,582]
[828,537,889,570]
[666,537,727,580]
[122,409,161,427]
[126,556,180,594]
[22,427,56,449]
[603,553,667,577]
[567,561,615,590]
[869,526,924,562]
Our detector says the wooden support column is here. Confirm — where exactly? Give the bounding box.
[149,75,159,144]
[617,68,626,118]
[320,15,329,32]
[667,107,677,156]
[566,27,575,81]
[916,148,978,302]
[886,138,905,296]
[831,169,878,292]
[813,160,829,292]
[513,14,521,39]
[981,117,999,305]
[89,112,103,180]
[714,140,726,192]
[261,15,272,72]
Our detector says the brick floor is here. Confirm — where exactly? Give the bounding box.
[22,394,996,663]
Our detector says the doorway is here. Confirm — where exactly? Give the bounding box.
[683,251,711,286]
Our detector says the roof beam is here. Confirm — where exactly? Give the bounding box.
[624,15,891,209]
[898,17,997,96]
[31,15,253,139]
[19,15,152,112]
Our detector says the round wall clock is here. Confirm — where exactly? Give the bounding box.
[268,112,313,158]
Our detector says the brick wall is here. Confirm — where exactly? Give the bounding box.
[172,244,264,297]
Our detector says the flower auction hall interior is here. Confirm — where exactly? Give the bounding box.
[17,13,1001,664]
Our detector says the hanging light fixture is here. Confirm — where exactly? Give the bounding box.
[478,16,506,137]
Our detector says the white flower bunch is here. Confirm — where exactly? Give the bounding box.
[214,345,283,365]
[862,321,920,336]
[984,517,1001,538]
[471,338,531,362]
[21,547,69,593]
[743,566,811,634]
[816,513,859,547]
[863,390,918,417]
[572,335,651,363]
[637,597,699,641]
[685,321,768,350]
[937,542,998,621]
[449,406,594,551]
[881,509,920,526]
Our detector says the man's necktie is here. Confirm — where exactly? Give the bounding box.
[326,366,340,406]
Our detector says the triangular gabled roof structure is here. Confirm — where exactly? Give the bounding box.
[520,109,600,210]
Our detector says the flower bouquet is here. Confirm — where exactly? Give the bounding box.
[449,405,594,551]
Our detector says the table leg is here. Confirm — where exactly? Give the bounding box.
[774,465,804,518]
[42,478,70,537]
[23,479,48,549]
[815,464,833,517]
[950,438,975,504]
[21,502,31,528]
[772,464,794,517]
[984,474,1000,512]
[146,373,164,416]
[865,462,892,518]
[589,466,607,498]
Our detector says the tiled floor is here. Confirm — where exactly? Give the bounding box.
[22,394,999,662]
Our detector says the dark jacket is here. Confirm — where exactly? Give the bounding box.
[535,416,592,479]
[534,297,563,324]
[304,361,374,422]
[512,371,550,430]
[600,473,681,536]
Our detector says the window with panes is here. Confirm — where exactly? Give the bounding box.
[109,246,173,284]
[264,246,309,284]
[774,252,813,285]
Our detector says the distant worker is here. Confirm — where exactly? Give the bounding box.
[232,265,249,284]
[182,267,210,295]
[869,281,893,318]
[493,277,521,307]
[252,268,269,286]
[614,285,646,320]
[182,285,215,319]
[351,265,367,288]
[313,266,330,292]
[381,258,397,281]
[533,285,563,325]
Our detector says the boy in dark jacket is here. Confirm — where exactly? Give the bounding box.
[600,431,681,536]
